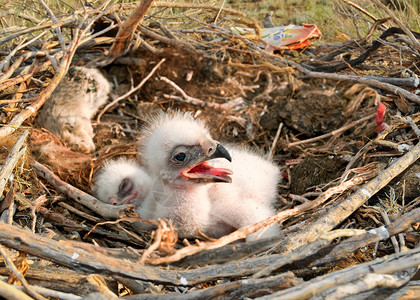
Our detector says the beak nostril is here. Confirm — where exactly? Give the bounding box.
[208,148,213,155]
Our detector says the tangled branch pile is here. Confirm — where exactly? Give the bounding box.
[0,0,419,298]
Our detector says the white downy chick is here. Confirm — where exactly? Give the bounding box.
[138,112,280,241]
[93,159,152,206]
[37,67,111,153]
[208,145,281,241]
[138,112,233,239]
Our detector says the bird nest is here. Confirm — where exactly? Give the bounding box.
[0,0,420,298]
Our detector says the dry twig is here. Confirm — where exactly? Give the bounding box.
[109,0,154,57]
[288,113,375,147]
[31,161,130,219]
[161,76,233,111]
[0,130,28,196]
[96,58,166,122]
[0,280,33,300]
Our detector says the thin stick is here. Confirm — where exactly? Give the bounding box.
[152,1,260,34]
[268,122,283,160]
[96,58,166,122]
[139,219,165,264]
[38,0,67,50]
[31,161,129,219]
[214,0,226,24]
[371,0,420,51]
[15,285,81,300]
[0,30,48,72]
[0,17,76,45]
[288,113,375,148]
[297,66,420,104]
[160,76,230,111]
[0,130,29,196]
[0,55,26,83]
[109,0,155,57]
[58,202,102,223]
[0,245,47,300]
[0,53,60,91]
[344,0,380,23]
[0,280,33,300]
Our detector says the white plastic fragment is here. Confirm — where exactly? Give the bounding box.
[180,277,188,286]
[398,144,412,152]
[368,225,390,240]
[27,106,36,113]
[360,188,371,198]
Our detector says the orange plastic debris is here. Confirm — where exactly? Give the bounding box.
[261,23,322,51]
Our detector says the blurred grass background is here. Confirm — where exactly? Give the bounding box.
[1,0,419,44]
[227,0,420,42]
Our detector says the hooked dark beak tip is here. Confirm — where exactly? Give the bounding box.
[210,144,231,162]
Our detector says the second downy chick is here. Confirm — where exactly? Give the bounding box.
[92,159,152,206]
[37,66,111,153]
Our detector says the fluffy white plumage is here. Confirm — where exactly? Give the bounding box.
[92,159,152,206]
[141,112,216,179]
[208,145,281,240]
[138,112,280,241]
[138,112,232,238]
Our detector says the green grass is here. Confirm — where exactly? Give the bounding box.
[226,0,420,42]
[1,0,419,44]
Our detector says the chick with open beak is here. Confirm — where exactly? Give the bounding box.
[141,112,233,187]
[178,143,232,183]
[137,112,233,238]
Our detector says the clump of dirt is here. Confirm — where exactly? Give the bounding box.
[389,162,420,202]
[289,156,348,195]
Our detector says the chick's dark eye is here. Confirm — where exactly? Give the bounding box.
[174,152,186,162]
[119,178,132,194]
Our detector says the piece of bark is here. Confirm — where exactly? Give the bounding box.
[257,248,420,299]
[311,207,420,267]
[172,237,280,267]
[310,269,417,300]
[0,266,87,284]
[0,222,295,286]
[37,206,79,226]
[114,276,161,295]
[124,272,301,300]
[0,265,117,298]
[0,244,46,300]
[15,285,81,300]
